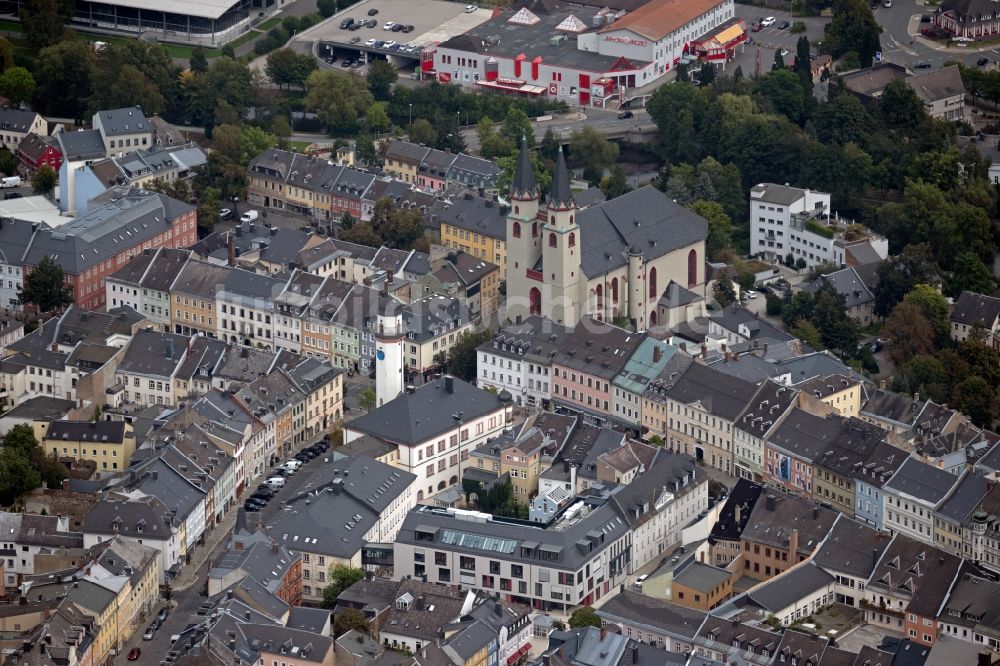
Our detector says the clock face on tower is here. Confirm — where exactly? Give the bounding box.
[376,349,385,361]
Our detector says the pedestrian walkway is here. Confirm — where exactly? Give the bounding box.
[172,505,241,592]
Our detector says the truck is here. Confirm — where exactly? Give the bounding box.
[239,210,259,223]
[1,176,21,188]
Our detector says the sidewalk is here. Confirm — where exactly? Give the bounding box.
[172,505,242,592]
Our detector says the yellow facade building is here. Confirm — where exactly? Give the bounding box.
[41,420,136,475]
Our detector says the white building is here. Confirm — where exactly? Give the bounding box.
[345,376,512,501]
[215,269,286,349]
[82,498,182,584]
[882,458,962,544]
[476,316,569,407]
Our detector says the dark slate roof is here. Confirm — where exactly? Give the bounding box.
[774,351,865,384]
[0,396,75,421]
[695,616,781,656]
[257,228,314,267]
[577,186,708,279]
[574,186,607,209]
[596,590,706,641]
[869,536,961,619]
[286,605,330,634]
[43,420,127,444]
[709,478,764,542]
[95,107,149,136]
[654,361,757,421]
[674,561,730,592]
[749,183,807,206]
[385,139,431,164]
[83,497,175,538]
[734,380,799,439]
[909,65,965,104]
[107,247,156,285]
[479,316,573,364]
[346,376,506,445]
[402,295,469,344]
[0,109,41,133]
[861,387,925,428]
[940,0,1000,18]
[812,516,891,578]
[884,457,960,505]
[658,280,703,308]
[747,562,834,612]
[17,132,56,162]
[450,152,502,179]
[57,129,106,161]
[443,620,495,662]
[552,318,645,380]
[711,305,795,344]
[742,493,838,556]
[804,267,873,308]
[512,136,539,199]
[117,329,189,377]
[936,472,990,523]
[171,259,232,298]
[951,290,1000,327]
[772,629,830,666]
[430,192,508,240]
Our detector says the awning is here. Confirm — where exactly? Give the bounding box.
[475,80,546,96]
[715,24,744,44]
[518,643,532,656]
[507,653,521,664]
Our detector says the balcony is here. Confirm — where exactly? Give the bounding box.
[860,599,904,618]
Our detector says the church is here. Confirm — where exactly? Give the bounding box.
[505,139,710,329]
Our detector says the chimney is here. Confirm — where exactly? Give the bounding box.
[600,627,607,642]
[631,646,638,664]
[789,528,799,560]
[227,233,235,266]
[570,464,577,490]
[653,346,661,363]
[914,392,920,402]
[700,343,708,358]
[445,375,454,394]
[766,494,776,511]
[880,379,887,390]
[978,652,994,666]
[406,385,416,394]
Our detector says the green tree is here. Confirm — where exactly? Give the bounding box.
[540,127,560,162]
[304,69,375,137]
[568,607,602,629]
[881,301,934,366]
[568,125,619,183]
[675,62,690,83]
[20,0,71,51]
[446,329,493,381]
[189,46,209,74]
[197,186,221,235]
[794,35,812,86]
[812,93,876,146]
[772,49,785,71]
[792,317,824,350]
[500,107,535,149]
[688,200,732,260]
[954,375,998,428]
[903,284,949,346]
[271,114,292,149]
[31,165,57,196]
[266,48,316,89]
[365,101,391,133]
[367,59,398,101]
[699,62,716,87]
[358,387,376,412]
[873,244,939,318]
[824,0,882,67]
[409,118,437,145]
[0,67,35,107]
[713,279,737,307]
[333,609,370,638]
[318,0,337,17]
[879,79,925,133]
[0,37,13,71]
[0,449,41,506]
[321,565,365,609]
[34,40,96,119]
[0,147,15,176]
[339,222,383,247]
[755,70,806,124]
[477,116,515,160]
[19,256,72,313]
[947,252,996,297]
[599,165,632,199]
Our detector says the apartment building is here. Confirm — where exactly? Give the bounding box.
[476,316,571,408]
[216,270,287,349]
[41,420,135,475]
[883,458,962,544]
[116,329,190,407]
[732,381,801,481]
[739,493,838,581]
[105,247,192,330]
[612,338,676,429]
[434,192,509,270]
[950,291,1000,345]
[170,259,230,337]
[92,107,154,157]
[83,497,182,584]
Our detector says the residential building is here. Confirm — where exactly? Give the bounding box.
[596,590,707,654]
[105,247,192,329]
[40,420,135,476]
[208,511,303,606]
[670,561,734,611]
[506,145,707,329]
[57,128,107,215]
[909,66,967,120]
[793,373,864,417]
[883,458,962,544]
[536,416,625,498]
[15,132,61,179]
[740,493,838,581]
[81,535,160,642]
[82,497,181,584]
[0,512,84,587]
[345,376,512,500]
[612,338,676,429]
[692,615,781,665]
[434,192,509,270]
[804,267,877,325]
[855,441,909,530]
[383,140,430,185]
[812,516,892,608]
[423,250,501,321]
[394,499,632,611]
[950,291,1000,345]
[265,456,416,602]
[649,358,757,475]
[550,318,646,428]
[749,183,888,267]
[476,316,571,408]
[0,109,47,154]
[92,107,153,157]
[744,562,836,625]
[934,472,990,558]
[448,153,503,194]
[216,269,287,349]
[400,295,474,376]
[122,455,208,560]
[708,478,764,567]
[169,259,230,337]
[732,380,801,481]
[116,329,190,407]
[417,148,456,192]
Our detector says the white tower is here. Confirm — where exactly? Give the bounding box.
[374,310,405,407]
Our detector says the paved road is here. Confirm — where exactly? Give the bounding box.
[872,0,1000,68]
[461,108,655,153]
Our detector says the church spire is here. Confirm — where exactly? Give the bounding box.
[548,146,574,210]
[510,135,539,201]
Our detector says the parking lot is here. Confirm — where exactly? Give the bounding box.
[723,7,830,76]
[306,0,491,66]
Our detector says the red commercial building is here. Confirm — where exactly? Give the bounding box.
[15,186,196,310]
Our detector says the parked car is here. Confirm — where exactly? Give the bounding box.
[780,48,789,57]
[617,110,634,119]
[752,23,762,32]
[384,40,397,48]
[243,500,262,512]
[633,574,649,589]
[366,19,377,27]
[265,476,286,489]
[340,59,352,67]
[760,16,776,26]
[365,38,376,46]
[367,7,378,15]
[914,61,932,69]
[350,36,361,44]
[920,14,931,21]
[284,459,304,471]
[219,208,232,220]
[979,57,990,66]
[128,648,141,661]
[465,4,479,11]
[3,192,21,199]
[402,24,414,32]
[240,210,258,223]
[884,0,892,7]
[778,20,790,29]
[143,626,157,641]
[339,18,354,29]
[383,21,395,30]
[254,486,276,498]
[746,291,758,300]
[157,608,169,623]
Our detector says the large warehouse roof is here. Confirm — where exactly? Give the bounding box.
[98,0,242,20]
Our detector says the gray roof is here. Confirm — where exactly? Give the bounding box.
[596,590,706,641]
[884,457,960,505]
[511,137,539,200]
[171,259,232,298]
[711,305,795,344]
[266,455,415,558]
[576,186,708,279]
[257,228,314,266]
[83,497,175,538]
[286,606,330,634]
[909,65,965,103]
[66,579,117,615]
[398,500,630,572]
[548,147,573,209]
[0,396,76,421]
[0,108,41,133]
[43,420,127,444]
[746,562,834,612]
[480,316,572,364]
[749,183,809,206]
[936,472,990,523]
[94,107,150,136]
[131,457,207,520]
[649,361,757,421]
[774,351,865,384]
[443,620,495,662]
[401,295,470,344]
[347,376,506,446]
[805,267,873,308]
[450,152,502,179]
[57,129,106,161]
[658,280,703,309]
[812,516,891,578]
[742,493,838,556]
[951,290,1000,327]
[117,329,189,377]
[674,561,731,593]
[431,192,508,240]
[861,387,925,427]
[574,186,607,209]
[385,139,431,164]
[552,318,645,381]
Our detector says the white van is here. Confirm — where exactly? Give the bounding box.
[633,574,649,589]
[0,176,21,188]
[240,210,259,223]
[283,460,303,472]
[266,476,286,489]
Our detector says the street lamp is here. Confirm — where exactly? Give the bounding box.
[409,103,412,126]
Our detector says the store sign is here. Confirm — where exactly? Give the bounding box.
[605,35,647,47]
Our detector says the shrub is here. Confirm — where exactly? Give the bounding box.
[791,21,807,33]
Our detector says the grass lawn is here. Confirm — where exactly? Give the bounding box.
[0,20,22,33]
[289,140,313,152]
[258,17,282,30]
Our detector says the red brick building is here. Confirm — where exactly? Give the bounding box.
[16,132,62,178]
[16,186,196,310]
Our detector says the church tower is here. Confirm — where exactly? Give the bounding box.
[542,147,581,326]
[505,137,542,323]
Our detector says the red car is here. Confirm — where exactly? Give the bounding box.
[128,648,141,661]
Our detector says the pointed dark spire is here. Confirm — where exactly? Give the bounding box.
[510,135,539,201]
[548,146,574,210]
